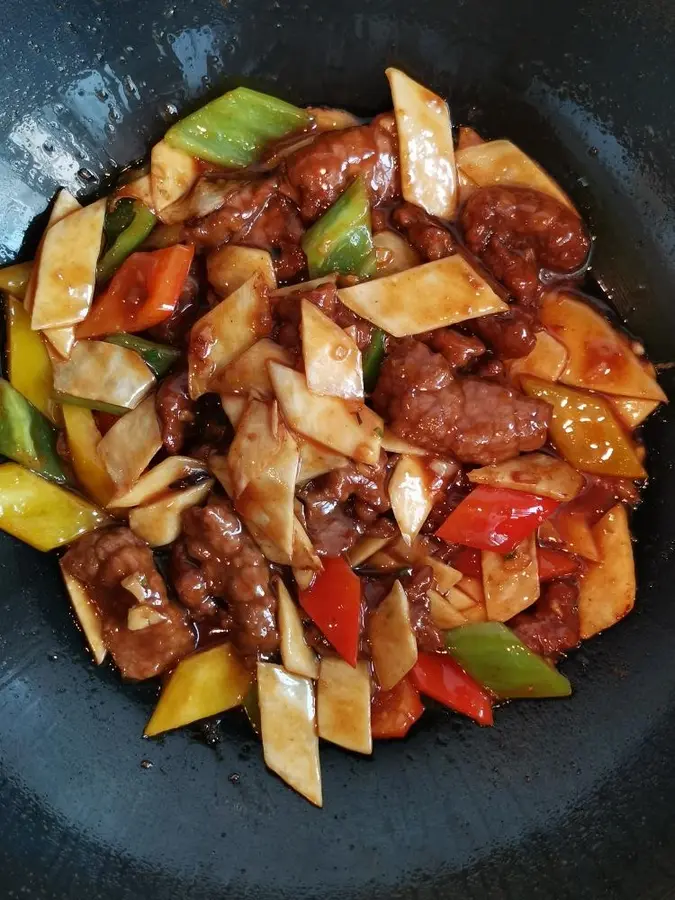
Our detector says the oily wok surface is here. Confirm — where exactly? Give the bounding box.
[1,0,675,898]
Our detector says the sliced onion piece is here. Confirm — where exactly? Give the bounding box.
[269,362,382,464]
[541,292,666,401]
[276,577,319,680]
[98,394,162,495]
[482,534,540,622]
[207,245,277,298]
[108,456,208,508]
[369,579,418,691]
[145,644,250,737]
[373,230,421,277]
[151,140,200,217]
[578,504,635,638]
[468,452,584,502]
[386,67,457,219]
[301,299,364,402]
[272,273,338,297]
[258,661,322,807]
[52,339,155,411]
[507,330,569,383]
[317,657,372,755]
[220,394,247,427]
[388,455,436,546]
[31,199,106,330]
[217,339,293,399]
[60,565,107,664]
[455,140,576,210]
[129,480,213,547]
[337,256,508,337]
[188,274,271,399]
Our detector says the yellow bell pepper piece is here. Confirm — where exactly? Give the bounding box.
[62,404,115,506]
[6,296,58,423]
[0,262,33,300]
[0,463,111,551]
[521,376,646,478]
[145,643,251,737]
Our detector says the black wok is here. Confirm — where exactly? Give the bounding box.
[1,0,675,897]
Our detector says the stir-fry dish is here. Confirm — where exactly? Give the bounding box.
[0,68,666,806]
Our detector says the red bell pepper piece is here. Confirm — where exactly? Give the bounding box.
[451,546,482,578]
[410,652,494,726]
[299,557,361,666]
[371,676,424,739]
[536,546,580,582]
[77,245,194,338]
[435,485,559,554]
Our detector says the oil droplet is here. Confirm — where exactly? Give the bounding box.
[42,142,55,154]
[77,167,98,184]
[95,88,109,102]
[140,759,153,770]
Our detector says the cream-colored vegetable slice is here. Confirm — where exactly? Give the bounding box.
[346,535,394,567]
[457,574,485,606]
[428,588,469,629]
[188,275,271,399]
[306,106,361,130]
[609,396,660,430]
[317,658,372,755]
[301,299,364,402]
[296,438,349,484]
[151,140,200,215]
[455,140,575,209]
[129,480,213,547]
[98,395,163,495]
[272,273,338,297]
[554,511,600,561]
[457,126,485,151]
[207,245,277,297]
[373,230,421,278]
[579,504,635,638]
[52,340,155,410]
[115,174,155,211]
[235,425,299,560]
[269,362,382,464]
[507,330,569,383]
[43,325,75,359]
[158,177,243,226]
[541,292,667,401]
[227,399,283,498]
[388,455,435,546]
[258,662,322,807]
[386,67,457,219]
[220,394,247,427]
[425,557,463,595]
[217,339,292,398]
[369,580,418,691]
[24,189,82,315]
[290,507,322,572]
[145,644,250,737]
[482,534,540,622]
[380,429,427,457]
[60,566,107,664]
[31,199,106,330]
[468,452,584,502]
[337,256,508,337]
[108,456,207,508]
[276,578,319,680]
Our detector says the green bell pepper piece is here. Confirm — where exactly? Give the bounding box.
[362,328,386,393]
[0,379,68,484]
[105,333,181,378]
[165,86,313,168]
[0,261,33,300]
[52,391,128,418]
[445,622,572,699]
[302,177,376,280]
[97,201,157,285]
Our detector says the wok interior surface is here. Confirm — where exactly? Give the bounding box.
[1,0,675,897]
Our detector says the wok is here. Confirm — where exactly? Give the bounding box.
[1,0,675,897]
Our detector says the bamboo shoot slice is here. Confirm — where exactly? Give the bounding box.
[24,189,81,315]
[428,588,469,629]
[31,199,106,330]
[386,67,457,219]
[579,504,635,638]
[145,644,250,736]
[301,299,364,402]
[52,340,155,411]
[337,256,508,337]
[346,535,394,567]
[277,578,319,680]
[317,657,372,755]
[98,395,162,495]
[369,580,418,691]
[227,399,283,498]
[60,566,107,664]
[151,140,199,215]
[482,535,540,622]
[129,480,213,547]
[217,339,293,398]
[207,245,277,297]
[609,396,660,430]
[296,438,349,484]
[108,456,207,508]
[380,429,427,456]
[272,273,338,297]
[269,362,382,464]
[258,662,322,807]
[388,455,435,545]
[221,394,247,427]
[468,452,584,502]
[507,330,569,383]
